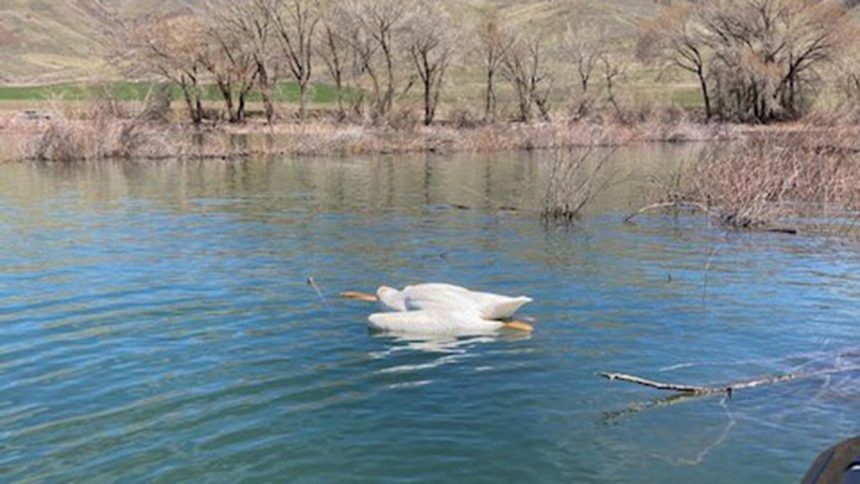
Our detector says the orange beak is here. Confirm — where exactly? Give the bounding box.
[340,291,379,302]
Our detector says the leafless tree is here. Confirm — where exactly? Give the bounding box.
[270,0,320,120]
[476,10,514,122]
[405,2,456,125]
[638,5,711,119]
[204,4,260,123]
[317,2,351,118]
[213,0,280,124]
[641,0,852,123]
[110,14,208,125]
[344,0,410,118]
[503,34,552,122]
[599,52,625,113]
[563,22,603,94]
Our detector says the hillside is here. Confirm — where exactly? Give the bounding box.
[0,0,662,85]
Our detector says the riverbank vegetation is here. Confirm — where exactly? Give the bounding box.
[623,128,860,235]
[6,0,860,234]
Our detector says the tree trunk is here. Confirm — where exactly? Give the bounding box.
[334,75,344,120]
[299,82,308,121]
[485,70,496,122]
[258,66,275,125]
[382,39,395,115]
[182,90,197,125]
[423,77,433,126]
[261,91,275,124]
[697,67,711,121]
[218,82,237,123]
[518,86,531,122]
[237,92,247,123]
[180,85,202,125]
[194,97,203,125]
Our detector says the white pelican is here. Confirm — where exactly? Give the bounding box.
[341,283,534,335]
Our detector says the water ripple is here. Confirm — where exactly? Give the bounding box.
[1,154,859,482]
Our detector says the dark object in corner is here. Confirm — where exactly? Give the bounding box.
[803,437,860,484]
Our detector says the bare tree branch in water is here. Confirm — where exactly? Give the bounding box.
[598,347,860,429]
[600,364,860,396]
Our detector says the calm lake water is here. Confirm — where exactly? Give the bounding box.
[1,147,858,483]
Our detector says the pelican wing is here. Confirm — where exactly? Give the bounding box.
[402,284,531,320]
[402,284,478,312]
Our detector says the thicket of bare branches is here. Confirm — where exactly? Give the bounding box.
[692,133,860,229]
[564,22,603,94]
[23,90,175,162]
[213,0,279,124]
[629,130,860,232]
[205,6,259,123]
[542,145,616,223]
[639,0,856,123]
[271,0,319,120]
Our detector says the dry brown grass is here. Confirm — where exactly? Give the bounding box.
[13,102,736,162]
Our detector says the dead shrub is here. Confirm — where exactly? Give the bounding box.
[22,94,175,162]
[631,129,860,231]
[542,144,616,223]
[692,132,860,228]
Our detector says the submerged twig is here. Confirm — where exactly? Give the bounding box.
[306,277,326,302]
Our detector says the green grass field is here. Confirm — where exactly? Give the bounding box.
[0,81,340,104]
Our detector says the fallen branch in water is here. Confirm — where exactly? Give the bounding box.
[624,201,719,223]
[624,200,801,234]
[600,366,860,396]
[601,372,714,394]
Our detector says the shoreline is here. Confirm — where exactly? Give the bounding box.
[0,113,749,163]
[2,108,858,163]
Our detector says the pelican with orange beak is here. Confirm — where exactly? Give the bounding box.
[341,283,534,335]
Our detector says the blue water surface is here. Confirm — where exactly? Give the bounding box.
[0,151,858,483]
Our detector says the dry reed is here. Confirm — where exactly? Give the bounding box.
[630,127,860,233]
